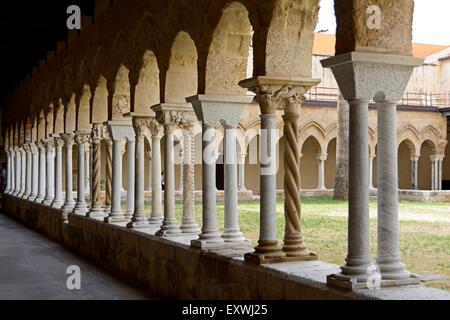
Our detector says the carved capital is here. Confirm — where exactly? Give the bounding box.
[239,77,319,114]
[61,133,75,148]
[148,118,163,138]
[132,117,151,138]
[53,137,64,149]
[75,132,91,145]
[91,123,108,144]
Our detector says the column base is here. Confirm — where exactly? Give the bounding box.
[126,219,151,229]
[180,221,201,235]
[51,200,65,209]
[22,193,31,199]
[27,195,37,202]
[73,204,89,215]
[35,195,45,203]
[43,198,54,206]
[327,273,420,290]
[155,221,182,237]
[104,213,128,223]
[87,207,107,219]
[62,202,75,211]
[191,238,229,249]
[148,216,163,227]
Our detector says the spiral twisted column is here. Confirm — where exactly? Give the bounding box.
[281,106,311,258]
[104,137,113,214]
[88,124,107,217]
[180,122,200,234]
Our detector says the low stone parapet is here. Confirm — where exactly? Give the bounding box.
[2,194,450,300]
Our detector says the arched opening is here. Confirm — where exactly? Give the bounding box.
[398,140,414,190]
[165,31,198,103]
[300,136,322,190]
[205,2,253,95]
[246,134,260,193]
[37,111,45,140]
[325,138,337,189]
[77,85,91,131]
[65,94,77,133]
[135,50,160,113]
[54,99,64,134]
[45,104,54,137]
[92,76,108,124]
[111,64,130,120]
[418,140,436,190]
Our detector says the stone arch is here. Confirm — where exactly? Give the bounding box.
[265,0,319,77]
[77,85,91,131]
[398,140,414,190]
[398,125,420,153]
[325,137,337,189]
[299,121,326,154]
[91,75,108,124]
[300,135,322,189]
[324,123,337,151]
[418,140,437,190]
[134,50,160,113]
[165,31,198,104]
[110,64,131,120]
[368,127,377,155]
[205,2,253,96]
[420,126,442,152]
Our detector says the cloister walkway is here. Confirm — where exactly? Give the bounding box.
[0,213,152,300]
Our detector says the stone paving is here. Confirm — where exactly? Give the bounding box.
[0,214,152,300]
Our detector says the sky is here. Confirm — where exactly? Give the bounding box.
[316,0,450,45]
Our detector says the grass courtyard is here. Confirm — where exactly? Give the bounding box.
[144,197,450,291]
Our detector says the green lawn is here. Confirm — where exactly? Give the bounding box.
[139,197,450,291]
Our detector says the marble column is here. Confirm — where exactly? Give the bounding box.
[28,144,39,201]
[88,124,107,217]
[120,143,127,192]
[180,122,200,234]
[8,147,15,195]
[125,138,136,219]
[23,144,32,199]
[410,155,419,190]
[104,138,113,214]
[369,154,376,190]
[73,132,90,214]
[337,99,373,281]
[61,134,75,210]
[19,147,26,198]
[316,154,328,190]
[13,147,22,196]
[51,137,65,208]
[222,124,248,244]
[148,120,163,226]
[155,123,181,236]
[146,151,152,192]
[430,156,443,191]
[103,121,135,223]
[376,100,411,280]
[127,118,150,228]
[192,122,222,244]
[178,148,184,193]
[36,143,46,202]
[43,140,55,205]
[5,149,11,193]
[237,152,247,192]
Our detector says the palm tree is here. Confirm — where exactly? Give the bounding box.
[334,92,349,200]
